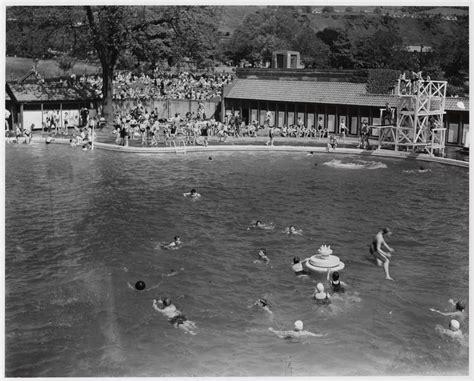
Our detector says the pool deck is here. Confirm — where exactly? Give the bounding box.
[15,133,470,168]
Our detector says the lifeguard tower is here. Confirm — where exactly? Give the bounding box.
[375,78,447,157]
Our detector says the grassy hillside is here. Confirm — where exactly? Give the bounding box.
[220,5,468,46]
[217,6,262,35]
[5,57,100,81]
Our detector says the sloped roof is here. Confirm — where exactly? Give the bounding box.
[225,79,469,112]
[7,80,99,103]
[445,97,469,112]
[226,79,368,105]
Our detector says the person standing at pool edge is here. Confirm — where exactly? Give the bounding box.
[369,227,395,281]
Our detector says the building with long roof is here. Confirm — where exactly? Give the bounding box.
[223,69,469,147]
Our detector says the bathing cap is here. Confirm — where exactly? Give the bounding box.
[293,257,300,263]
[316,283,324,292]
[135,281,146,290]
[449,319,460,331]
[455,301,465,311]
[294,320,303,331]
[332,272,339,281]
[382,227,391,234]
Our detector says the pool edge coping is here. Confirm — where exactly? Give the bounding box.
[23,137,470,168]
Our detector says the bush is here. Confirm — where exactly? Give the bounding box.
[366,68,400,94]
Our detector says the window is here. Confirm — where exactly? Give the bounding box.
[276,54,284,68]
[371,116,381,136]
[462,124,469,147]
[448,122,459,144]
[287,111,295,126]
[250,109,258,124]
[278,111,285,127]
[259,110,267,126]
[350,116,358,135]
[327,114,335,132]
[290,55,297,68]
[307,113,315,129]
[297,112,305,127]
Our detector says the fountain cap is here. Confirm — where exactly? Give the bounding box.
[318,245,333,256]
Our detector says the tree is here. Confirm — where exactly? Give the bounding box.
[352,29,402,69]
[57,54,77,75]
[85,6,218,122]
[85,6,138,120]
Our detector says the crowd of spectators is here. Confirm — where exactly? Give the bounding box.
[111,107,361,149]
[74,70,234,101]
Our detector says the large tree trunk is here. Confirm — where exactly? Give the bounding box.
[101,64,114,126]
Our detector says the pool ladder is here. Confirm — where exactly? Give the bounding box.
[172,140,187,155]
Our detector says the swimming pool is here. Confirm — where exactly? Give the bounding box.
[5,143,469,376]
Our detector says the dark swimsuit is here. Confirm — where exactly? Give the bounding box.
[331,280,344,293]
[169,314,187,326]
[315,294,331,305]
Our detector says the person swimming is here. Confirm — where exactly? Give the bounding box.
[292,257,308,276]
[435,319,465,343]
[160,236,182,250]
[286,225,303,235]
[268,320,325,339]
[254,248,270,263]
[248,220,274,230]
[313,283,331,305]
[327,271,347,293]
[183,189,201,199]
[253,297,272,314]
[153,297,197,335]
[430,299,466,321]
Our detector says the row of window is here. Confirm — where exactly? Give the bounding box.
[225,100,469,146]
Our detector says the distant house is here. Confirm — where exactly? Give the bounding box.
[405,45,433,53]
[5,77,100,130]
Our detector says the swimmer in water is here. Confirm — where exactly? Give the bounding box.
[292,256,309,276]
[436,319,464,341]
[269,320,325,339]
[161,236,182,250]
[313,283,331,305]
[254,248,270,263]
[164,267,185,277]
[183,189,201,199]
[369,227,395,281]
[153,297,197,335]
[248,220,274,230]
[418,165,431,172]
[285,225,303,235]
[327,271,347,293]
[253,297,272,314]
[430,299,466,321]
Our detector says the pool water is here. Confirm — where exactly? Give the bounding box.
[5,144,469,377]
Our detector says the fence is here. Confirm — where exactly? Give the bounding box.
[113,98,221,120]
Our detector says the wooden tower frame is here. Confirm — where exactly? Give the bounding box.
[376,79,447,156]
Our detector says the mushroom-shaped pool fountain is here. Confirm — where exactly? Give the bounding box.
[305,245,345,273]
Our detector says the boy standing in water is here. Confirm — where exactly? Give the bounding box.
[369,227,395,281]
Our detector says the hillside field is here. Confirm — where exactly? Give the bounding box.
[5,56,100,81]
